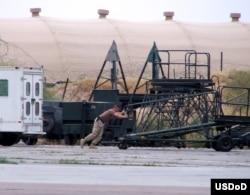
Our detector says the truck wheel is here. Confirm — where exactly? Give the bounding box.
[43,116,55,133]
[0,133,20,146]
[22,137,38,145]
[217,135,233,152]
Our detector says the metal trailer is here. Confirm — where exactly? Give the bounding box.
[115,45,250,152]
[42,41,250,151]
[117,87,250,152]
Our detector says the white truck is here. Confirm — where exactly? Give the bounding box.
[0,66,44,146]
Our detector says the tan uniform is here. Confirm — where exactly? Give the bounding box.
[83,108,115,145]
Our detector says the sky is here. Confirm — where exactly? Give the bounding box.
[0,0,249,23]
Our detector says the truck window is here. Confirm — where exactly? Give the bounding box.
[0,80,8,96]
[35,102,40,116]
[26,82,30,96]
[26,102,30,115]
[35,82,40,96]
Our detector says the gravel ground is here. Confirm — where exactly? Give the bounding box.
[1,142,250,167]
[0,142,249,195]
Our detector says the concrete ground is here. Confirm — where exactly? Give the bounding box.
[0,142,249,195]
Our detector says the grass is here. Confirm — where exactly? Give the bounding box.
[0,157,18,164]
[59,159,82,164]
[59,159,105,165]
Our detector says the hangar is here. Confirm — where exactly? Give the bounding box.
[0,8,250,82]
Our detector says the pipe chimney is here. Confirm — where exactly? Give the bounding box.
[163,11,174,20]
[98,9,109,19]
[230,13,241,22]
[30,8,41,17]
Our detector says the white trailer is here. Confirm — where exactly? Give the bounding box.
[0,66,44,146]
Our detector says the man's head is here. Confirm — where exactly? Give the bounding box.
[113,103,121,111]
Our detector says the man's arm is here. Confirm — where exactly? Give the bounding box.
[114,111,128,119]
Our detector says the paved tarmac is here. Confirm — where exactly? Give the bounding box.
[0,142,249,195]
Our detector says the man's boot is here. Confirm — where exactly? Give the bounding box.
[80,139,85,148]
[89,144,97,149]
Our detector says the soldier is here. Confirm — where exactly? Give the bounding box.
[80,104,128,149]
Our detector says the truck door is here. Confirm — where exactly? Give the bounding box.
[23,73,43,125]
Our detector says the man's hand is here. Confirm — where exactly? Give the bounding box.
[115,111,128,119]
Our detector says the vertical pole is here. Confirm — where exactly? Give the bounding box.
[111,61,117,89]
[220,52,223,71]
[152,50,159,80]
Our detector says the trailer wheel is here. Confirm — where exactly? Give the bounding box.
[212,135,220,151]
[118,143,128,150]
[237,144,244,149]
[43,116,55,133]
[217,135,233,152]
[22,137,38,145]
[64,134,77,145]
